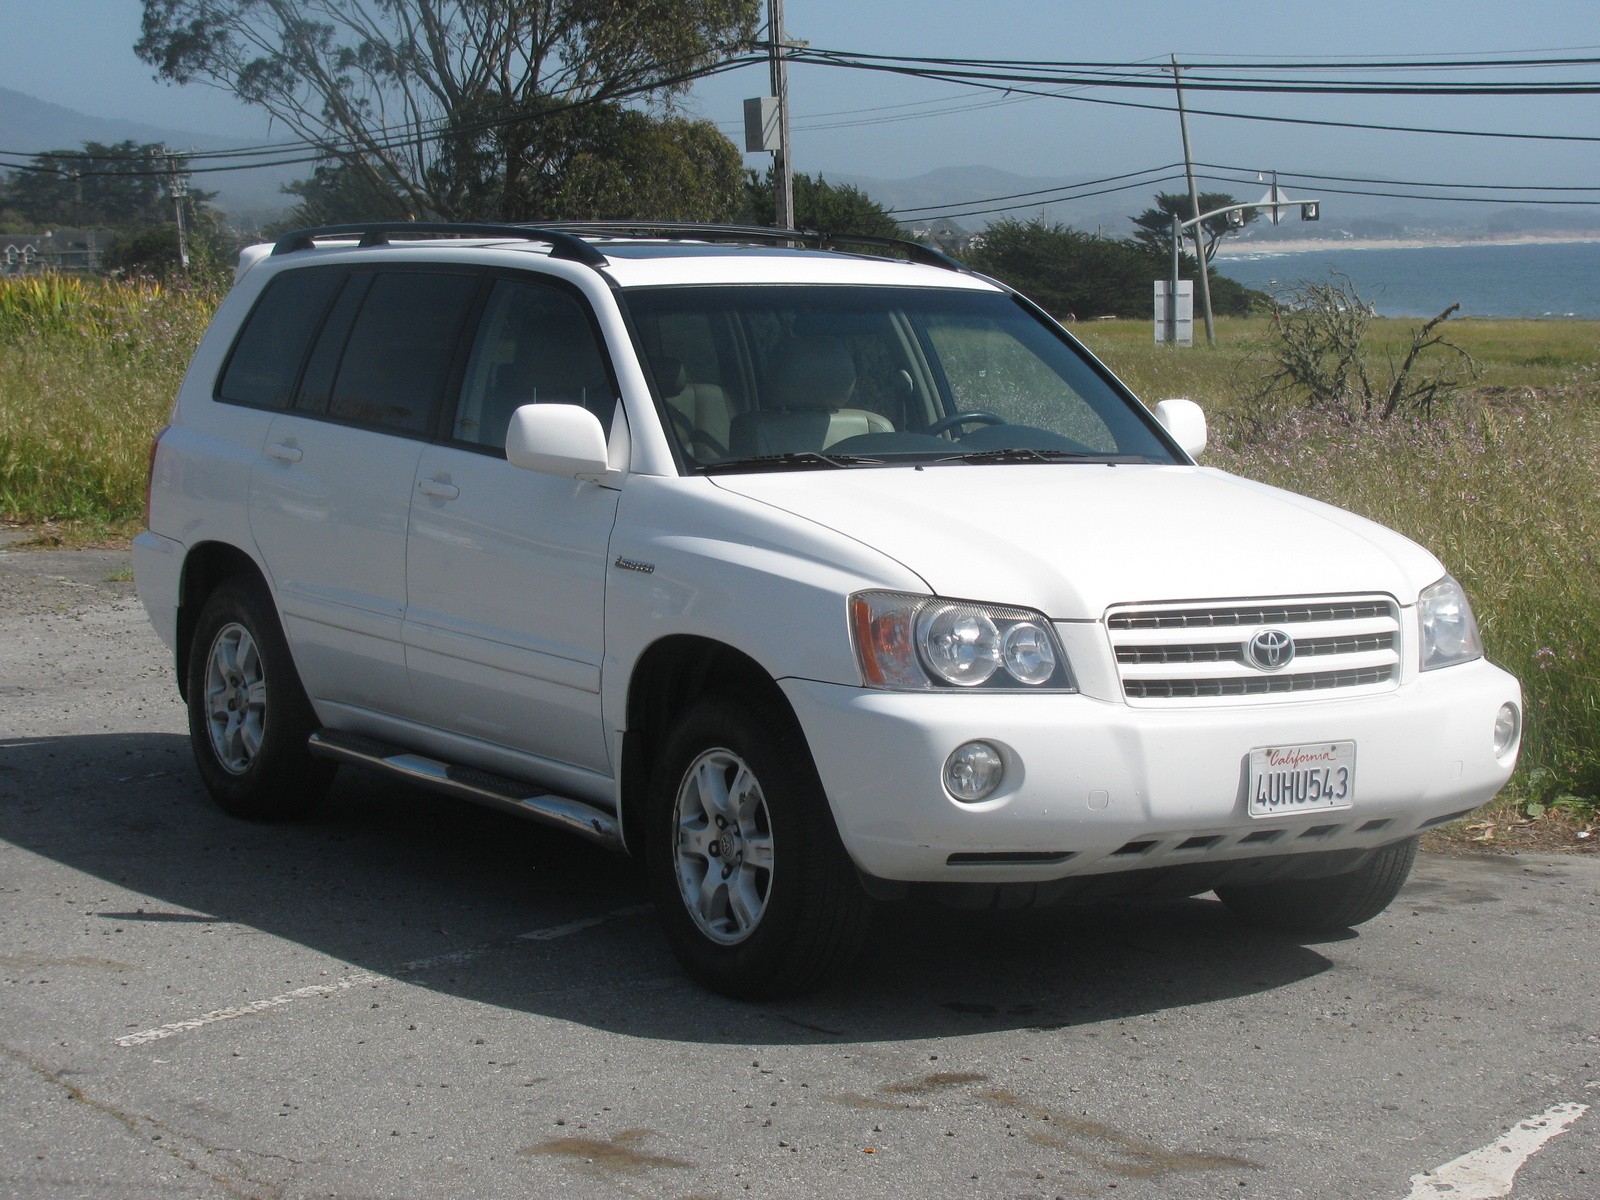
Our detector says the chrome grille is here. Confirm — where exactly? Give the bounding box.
[1107,595,1402,706]
[1108,600,1394,630]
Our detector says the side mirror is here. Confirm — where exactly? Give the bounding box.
[1155,397,1207,459]
[505,404,609,479]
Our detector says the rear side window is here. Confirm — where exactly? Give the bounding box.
[326,272,479,434]
[216,269,345,409]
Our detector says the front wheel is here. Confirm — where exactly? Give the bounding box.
[1215,837,1419,932]
[645,695,871,999]
[185,579,333,820]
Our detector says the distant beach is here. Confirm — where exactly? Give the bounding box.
[1216,232,1600,257]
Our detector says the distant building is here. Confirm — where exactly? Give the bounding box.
[907,223,985,255]
[0,229,109,275]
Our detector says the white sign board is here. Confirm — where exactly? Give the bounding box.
[1154,280,1194,345]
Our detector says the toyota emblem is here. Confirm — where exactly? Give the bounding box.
[1246,628,1295,671]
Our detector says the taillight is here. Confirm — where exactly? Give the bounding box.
[144,425,169,529]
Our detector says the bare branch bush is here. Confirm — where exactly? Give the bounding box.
[1256,274,1477,425]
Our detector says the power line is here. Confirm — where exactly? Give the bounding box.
[0,54,766,181]
[6,43,1599,191]
[885,163,1184,215]
[1,51,767,173]
[793,46,1600,74]
[1151,42,1600,63]
[885,160,1600,226]
[12,41,1600,169]
[790,57,1600,145]
[1198,171,1600,207]
[893,174,1193,223]
[1200,162,1600,193]
[793,49,1600,97]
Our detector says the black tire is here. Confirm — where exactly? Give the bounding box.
[185,578,333,820]
[644,694,871,999]
[1215,836,1419,932]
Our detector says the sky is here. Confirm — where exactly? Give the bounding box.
[2,0,1597,215]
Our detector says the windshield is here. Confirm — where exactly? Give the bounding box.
[621,284,1180,472]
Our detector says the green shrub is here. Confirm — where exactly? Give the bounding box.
[0,275,221,527]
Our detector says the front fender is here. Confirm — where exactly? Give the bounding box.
[601,475,926,741]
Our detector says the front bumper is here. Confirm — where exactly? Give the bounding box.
[782,658,1520,883]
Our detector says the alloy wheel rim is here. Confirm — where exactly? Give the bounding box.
[204,622,266,774]
[672,748,775,945]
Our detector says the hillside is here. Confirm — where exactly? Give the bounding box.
[0,87,296,219]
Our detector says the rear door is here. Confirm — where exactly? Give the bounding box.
[403,275,621,783]
[247,267,480,717]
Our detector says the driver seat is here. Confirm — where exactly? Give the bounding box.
[730,336,892,456]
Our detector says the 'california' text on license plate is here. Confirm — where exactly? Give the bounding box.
[1247,741,1356,818]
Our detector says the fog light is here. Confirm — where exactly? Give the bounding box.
[1493,703,1521,758]
[945,741,1004,802]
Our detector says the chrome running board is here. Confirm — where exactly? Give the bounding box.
[308,729,622,851]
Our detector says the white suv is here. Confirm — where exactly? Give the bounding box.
[135,222,1522,997]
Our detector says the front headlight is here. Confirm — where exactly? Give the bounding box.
[1418,576,1484,671]
[851,591,1075,691]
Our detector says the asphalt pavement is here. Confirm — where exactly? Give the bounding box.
[1,543,1594,1199]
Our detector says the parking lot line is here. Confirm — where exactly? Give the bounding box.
[1403,1102,1590,1199]
[113,972,385,1047]
[517,903,652,941]
[112,905,654,1048]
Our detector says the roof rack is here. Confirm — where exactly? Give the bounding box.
[270,222,609,267]
[268,220,969,275]
[534,221,968,273]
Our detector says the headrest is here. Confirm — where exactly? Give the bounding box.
[765,336,856,411]
[651,355,688,397]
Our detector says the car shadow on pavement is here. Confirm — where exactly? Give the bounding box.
[0,731,1341,1045]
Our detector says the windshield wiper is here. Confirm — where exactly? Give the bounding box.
[700,451,885,475]
[935,447,1148,466]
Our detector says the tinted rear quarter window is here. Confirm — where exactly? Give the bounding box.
[216,269,345,409]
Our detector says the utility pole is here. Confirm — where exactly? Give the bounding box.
[1170,57,1215,347]
[768,0,794,230]
[164,149,190,272]
[1169,212,1181,343]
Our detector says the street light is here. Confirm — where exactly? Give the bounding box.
[1157,186,1323,346]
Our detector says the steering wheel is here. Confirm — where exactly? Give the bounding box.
[925,410,1006,438]
[667,406,728,459]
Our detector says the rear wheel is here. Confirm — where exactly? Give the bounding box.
[185,579,332,819]
[645,694,871,999]
[1215,837,1419,932]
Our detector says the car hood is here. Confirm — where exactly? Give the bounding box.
[709,463,1443,618]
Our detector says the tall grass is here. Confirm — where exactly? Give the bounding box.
[1206,399,1600,804]
[1075,316,1600,409]
[0,275,221,527]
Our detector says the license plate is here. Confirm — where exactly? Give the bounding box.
[1247,741,1356,818]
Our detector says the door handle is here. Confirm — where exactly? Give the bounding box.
[417,478,460,501]
[265,442,302,463]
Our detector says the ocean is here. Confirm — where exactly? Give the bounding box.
[1213,239,1600,320]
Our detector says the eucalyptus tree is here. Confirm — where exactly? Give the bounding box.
[136,0,760,220]
[1130,190,1255,265]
